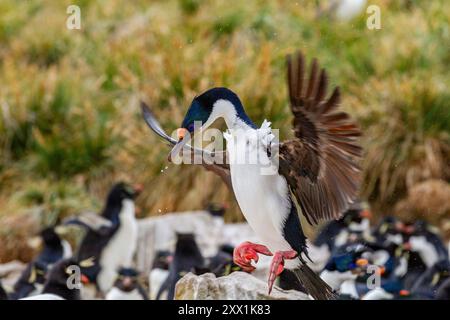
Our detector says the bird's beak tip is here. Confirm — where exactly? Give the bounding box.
[176,128,188,141]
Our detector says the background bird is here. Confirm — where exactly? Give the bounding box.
[156,233,205,300]
[20,258,86,300]
[11,227,71,299]
[106,267,148,300]
[64,182,143,294]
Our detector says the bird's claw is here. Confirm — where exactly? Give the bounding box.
[267,250,298,294]
[233,241,272,273]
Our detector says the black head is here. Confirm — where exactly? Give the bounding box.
[152,250,173,270]
[374,216,402,236]
[174,233,203,259]
[44,258,78,287]
[42,258,82,300]
[180,87,249,133]
[106,182,143,205]
[113,267,141,292]
[40,227,61,247]
[328,244,372,272]
[341,201,371,225]
[118,267,139,278]
[207,203,227,217]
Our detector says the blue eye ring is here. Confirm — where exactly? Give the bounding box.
[187,123,195,133]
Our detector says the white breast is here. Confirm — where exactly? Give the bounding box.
[97,199,138,292]
[320,270,357,291]
[409,236,438,268]
[149,268,169,300]
[21,293,65,300]
[105,287,144,300]
[225,123,293,254]
[340,279,359,299]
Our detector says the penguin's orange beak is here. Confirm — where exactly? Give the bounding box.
[168,128,188,162]
[81,274,90,284]
[356,258,369,267]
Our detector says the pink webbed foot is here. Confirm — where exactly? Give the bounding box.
[267,250,298,294]
[233,241,273,273]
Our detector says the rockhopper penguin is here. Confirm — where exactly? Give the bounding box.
[65,182,142,293]
[156,233,205,300]
[106,267,148,300]
[20,258,91,300]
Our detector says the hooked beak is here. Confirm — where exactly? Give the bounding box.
[81,274,90,284]
[356,258,369,267]
[360,210,372,219]
[168,128,188,162]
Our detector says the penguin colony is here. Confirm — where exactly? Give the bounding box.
[0,192,449,300]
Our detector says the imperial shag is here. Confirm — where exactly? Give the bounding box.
[142,51,362,299]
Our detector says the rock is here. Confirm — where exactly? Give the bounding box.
[175,272,311,300]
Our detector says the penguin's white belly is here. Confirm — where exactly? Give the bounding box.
[98,200,138,292]
[230,163,292,253]
[106,287,144,300]
[21,293,65,300]
[149,268,169,299]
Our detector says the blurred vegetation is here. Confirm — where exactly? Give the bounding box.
[0,0,449,261]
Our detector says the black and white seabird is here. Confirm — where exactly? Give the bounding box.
[12,227,72,299]
[156,233,205,300]
[20,258,89,300]
[149,250,172,299]
[64,182,143,293]
[106,267,148,300]
[141,51,362,299]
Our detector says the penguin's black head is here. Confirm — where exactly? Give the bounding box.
[40,227,61,247]
[152,250,173,270]
[45,258,79,287]
[411,220,438,238]
[342,201,371,225]
[107,182,144,204]
[174,233,203,257]
[115,267,140,292]
[207,203,227,217]
[329,244,372,273]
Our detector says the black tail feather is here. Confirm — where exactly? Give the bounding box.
[292,264,337,300]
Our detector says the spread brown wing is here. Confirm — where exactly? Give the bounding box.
[279,51,362,225]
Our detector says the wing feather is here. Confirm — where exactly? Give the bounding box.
[279,51,362,224]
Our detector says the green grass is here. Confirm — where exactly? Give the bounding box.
[0,0,449,261]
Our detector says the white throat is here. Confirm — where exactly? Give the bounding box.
[207,99,251,130]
